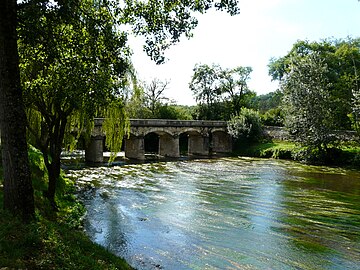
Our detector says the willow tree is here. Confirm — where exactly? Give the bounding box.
[18,0,240,208]
[19,0,131,207]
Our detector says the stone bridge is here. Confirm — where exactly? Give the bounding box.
[85,118,232,162]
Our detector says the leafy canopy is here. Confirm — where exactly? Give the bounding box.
[189,63,253,120]
[281,53,335,150]
[269,38,360,130]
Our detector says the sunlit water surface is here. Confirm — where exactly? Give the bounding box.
[67,158,360,269]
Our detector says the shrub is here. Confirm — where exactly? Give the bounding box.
[292,146,345,165]
[261,107,284,126]
[260,147,292,159]
[227,107,263,142]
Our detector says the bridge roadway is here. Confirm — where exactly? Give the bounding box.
[85,118,233,162]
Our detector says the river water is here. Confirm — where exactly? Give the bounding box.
[68,157,360,269]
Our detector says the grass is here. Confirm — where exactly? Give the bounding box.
[0,147,133,270]
[234,139,360,167]
[234,140,296,159]
[0,206,133,269]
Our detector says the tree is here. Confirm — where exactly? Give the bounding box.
[281,53,335,152]
[351,56,360,133]
[250,90,284,126]
[15,0,240,208]
[189,63,222,119]
[250,90,283,113]
[19,0,130,207]
[218,66,253,115]
[190,63,254,120]
[0,0,35,221]
[227,107,263,142]
[269,38,360,130]
[143,78,170,117]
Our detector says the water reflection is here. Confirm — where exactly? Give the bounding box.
[69,158,360,269]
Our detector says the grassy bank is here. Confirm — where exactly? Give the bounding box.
[0,147,133,270]
[234,140,360,167]
[0,207,133,269]
[234,140,296,159]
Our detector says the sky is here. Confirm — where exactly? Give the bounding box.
[129,0,360,105]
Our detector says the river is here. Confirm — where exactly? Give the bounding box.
[67,157,360,269]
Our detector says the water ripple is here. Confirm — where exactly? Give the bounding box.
[68,158,360,270]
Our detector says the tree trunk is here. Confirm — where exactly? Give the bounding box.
[0,0,35,221]
[44,116,67,209]
[46,156,61,210]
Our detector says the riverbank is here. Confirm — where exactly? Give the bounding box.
[0,147,133,269]
[234,140,360,167]
[0,205,133,269]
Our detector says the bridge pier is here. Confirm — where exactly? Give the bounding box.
[212,131,233,153]
[124,135,145,160]
[159,134,180,158]
[188,134,209,156]
[85,135,104,163]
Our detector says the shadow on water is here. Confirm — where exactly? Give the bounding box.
[61,150,222,171]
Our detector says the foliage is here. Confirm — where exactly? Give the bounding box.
[269,38,360,130]
[189,63,221,119]
[261,107,284,127]
[102,100,130,162]
[350,63,360,133]
[218,66,253,115]
[291,146,346,165]
[232,140,296,159]
[281,53,337,153]
[124,76,194,120]
[192,102,226,120]
[250,90,283,113]
[227,107,263,142]
[189,63,254,120]
[157,104,194,120]
[232,139,360,166]
[28,145,48,198]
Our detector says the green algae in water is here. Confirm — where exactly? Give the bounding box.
[71,158,360,270]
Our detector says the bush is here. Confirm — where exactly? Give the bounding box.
[292,146,346,165]
[261,107,284,126]
[260,147,292,159]
[227,107,263,142]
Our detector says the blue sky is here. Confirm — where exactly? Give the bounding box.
[129,0,360,105]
